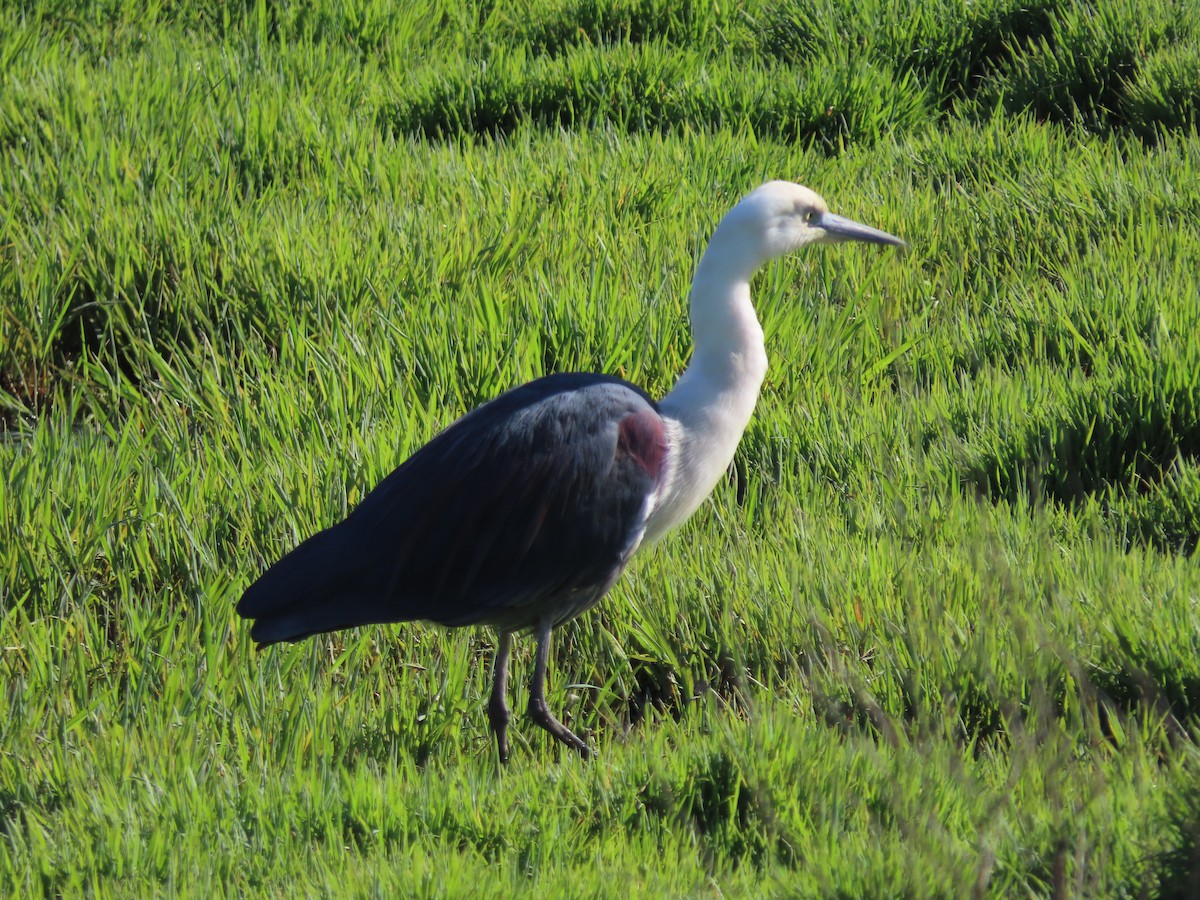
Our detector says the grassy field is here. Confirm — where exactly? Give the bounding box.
[3,0,1200,894]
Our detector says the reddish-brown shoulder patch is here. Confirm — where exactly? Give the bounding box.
[617,410,668,482]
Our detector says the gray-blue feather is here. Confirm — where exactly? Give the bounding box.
[237,373,666,644]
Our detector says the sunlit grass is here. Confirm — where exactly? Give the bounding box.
[3,0,1200,895]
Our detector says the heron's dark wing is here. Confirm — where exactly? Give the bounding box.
[237,373,668,643]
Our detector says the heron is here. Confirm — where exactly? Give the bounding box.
[237,181,904,762]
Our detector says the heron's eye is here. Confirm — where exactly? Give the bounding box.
[803,209,817,224]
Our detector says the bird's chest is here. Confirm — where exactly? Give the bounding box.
[642,408,749,545]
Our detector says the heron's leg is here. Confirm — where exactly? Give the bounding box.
[527,619,591,758]
[488,631,514,764]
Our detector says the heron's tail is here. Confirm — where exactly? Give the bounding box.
[236,524,384,646]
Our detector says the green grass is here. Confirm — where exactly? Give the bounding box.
[3,0,1200,894]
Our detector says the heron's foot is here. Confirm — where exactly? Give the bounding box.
[528,695,592,759]
[488,690,511,764]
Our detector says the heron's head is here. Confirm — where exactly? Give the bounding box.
[725,181,905,264]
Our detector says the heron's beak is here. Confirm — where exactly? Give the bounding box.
[817,212,906,248]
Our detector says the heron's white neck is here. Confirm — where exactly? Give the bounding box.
[645,226,769,543]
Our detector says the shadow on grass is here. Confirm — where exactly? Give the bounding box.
[968,383,1200,556]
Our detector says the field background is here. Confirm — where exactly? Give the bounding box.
[3,0,1200,895]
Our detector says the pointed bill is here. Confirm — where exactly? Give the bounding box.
[817,212,906,247]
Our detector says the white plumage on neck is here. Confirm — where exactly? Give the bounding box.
[647,224,768,544]
[641,180,904,545]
